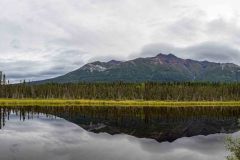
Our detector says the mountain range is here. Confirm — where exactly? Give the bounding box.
[37,53,240,83]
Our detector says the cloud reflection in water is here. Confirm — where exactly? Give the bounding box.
[0,113,235,160]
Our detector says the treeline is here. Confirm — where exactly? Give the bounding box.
[0,82,240,101]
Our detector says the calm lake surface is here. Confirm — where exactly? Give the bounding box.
[0,106,240,160]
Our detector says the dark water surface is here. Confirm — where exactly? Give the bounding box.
[0,106,240,160]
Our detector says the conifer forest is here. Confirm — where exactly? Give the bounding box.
[1,82,240,101]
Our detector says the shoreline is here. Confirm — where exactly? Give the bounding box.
[0,99,240,107]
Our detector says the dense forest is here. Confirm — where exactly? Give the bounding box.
[0,82,240,101]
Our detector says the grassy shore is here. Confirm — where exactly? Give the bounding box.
[0,99,240,107]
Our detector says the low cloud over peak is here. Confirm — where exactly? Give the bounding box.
[137,42,240,64]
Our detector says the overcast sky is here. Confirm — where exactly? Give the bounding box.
[1,0,240,82]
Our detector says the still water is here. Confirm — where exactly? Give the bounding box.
[0,106,240,160]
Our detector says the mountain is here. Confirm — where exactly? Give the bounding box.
[37,53,240,83]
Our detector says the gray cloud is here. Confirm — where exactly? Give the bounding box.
[137,43,179,58]
[184,42,240,63]
[137,41,240,64]
[0,0,240,82]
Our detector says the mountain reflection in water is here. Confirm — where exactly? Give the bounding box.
[0,106,240,142]
[0,106,239,160]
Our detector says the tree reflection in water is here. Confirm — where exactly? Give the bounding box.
[1,106,240,142]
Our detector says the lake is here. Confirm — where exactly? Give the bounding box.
[0,106,239,160]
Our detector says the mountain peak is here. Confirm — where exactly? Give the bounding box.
[168,53,177,57]
[155,53,165,57]
[36,53,240,83]
[155,53,177,58]
[107,60,122,65]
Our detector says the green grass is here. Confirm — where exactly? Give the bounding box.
[1,99,240,107]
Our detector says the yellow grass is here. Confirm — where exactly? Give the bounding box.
[0,99,240,107]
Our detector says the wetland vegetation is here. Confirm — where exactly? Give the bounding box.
[1,99,240,107]
[226,136,240,160]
